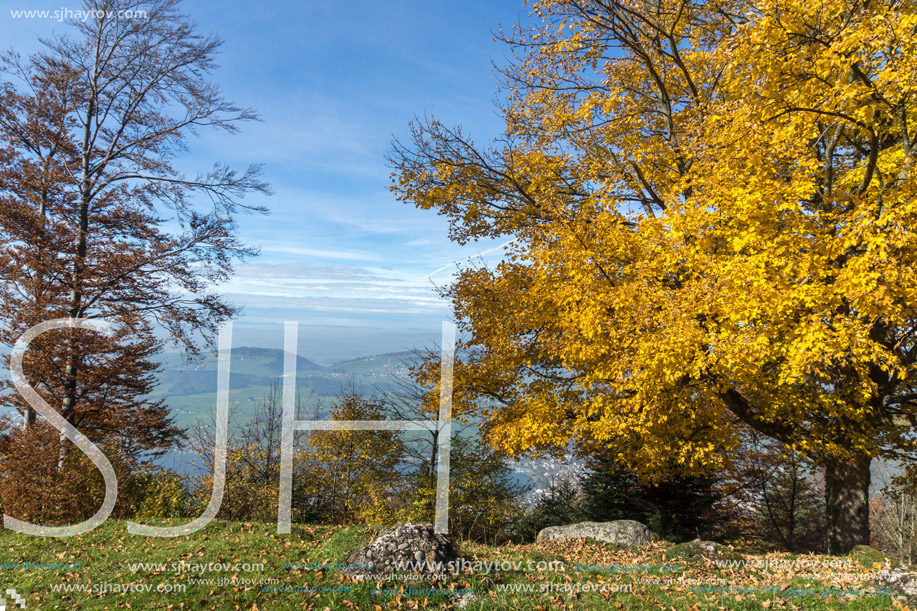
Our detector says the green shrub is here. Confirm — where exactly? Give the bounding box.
[848,545,887,568]
[398,435,529,543]
[128,466,190,519]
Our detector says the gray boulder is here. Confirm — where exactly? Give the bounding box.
[536,520,654,548]
[873,568,917,604]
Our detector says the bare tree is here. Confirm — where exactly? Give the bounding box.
[0,0,270,467]
[186,379,314,522]
[872,462,917,566]
[376,349,473,489]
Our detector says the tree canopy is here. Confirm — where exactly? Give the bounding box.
[390,0,917,552]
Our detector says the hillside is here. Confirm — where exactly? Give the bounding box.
[152,348,421,429]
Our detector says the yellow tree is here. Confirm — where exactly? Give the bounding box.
[390,0,917,553]
[303,394,404,524]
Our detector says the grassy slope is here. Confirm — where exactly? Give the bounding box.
[0,519,901,610]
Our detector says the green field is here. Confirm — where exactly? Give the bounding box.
[0,519,899,610]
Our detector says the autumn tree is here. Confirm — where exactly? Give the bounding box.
[302,394,404,524]
[0,0,268,474]
[390,0,917,553]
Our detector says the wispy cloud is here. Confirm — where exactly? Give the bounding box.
[258,244,383,262]
[427,238,517,280]
[0,0,524,346]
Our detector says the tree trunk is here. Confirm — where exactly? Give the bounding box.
[824,452,871,554]
[58,92,95,471]
[24,188,51,431]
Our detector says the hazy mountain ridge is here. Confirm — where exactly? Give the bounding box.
[152,348,421,428]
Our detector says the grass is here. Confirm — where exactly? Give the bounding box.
[0,519,905,610]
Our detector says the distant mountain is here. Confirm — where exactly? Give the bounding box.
[150,348,422,429]
[230,346,324,372]
[327,351,420,374]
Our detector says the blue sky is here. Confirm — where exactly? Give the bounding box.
[1,0,524,361]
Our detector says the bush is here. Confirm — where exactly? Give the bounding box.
[0,420,159,524]
[186,384,529,538]
[188,390,403,525]
[188,383,314,523]
[0,423,90,524]
[301,394,404,524]
[579,449,727,543]
[397,435,529,543]
[127,466,191,519]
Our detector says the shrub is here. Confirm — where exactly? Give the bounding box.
[127,466,191,519]
[188,382,314,523]
[0,422,87,524]
[579,449,727,543]
[301,394,404,524]
[398,435,529,543]
[0,419,143,524]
